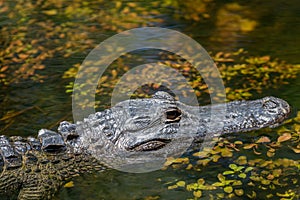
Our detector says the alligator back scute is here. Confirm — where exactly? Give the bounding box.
[0,130,70,200]
[0,136,22,169]
[58,121,78,141]
[38,129,66,152]
[0,136,23,199]
[11,136,31,155]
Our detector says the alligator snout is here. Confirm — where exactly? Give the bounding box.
[262,96,291,118]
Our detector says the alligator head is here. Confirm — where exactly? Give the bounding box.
[61,91,290,172]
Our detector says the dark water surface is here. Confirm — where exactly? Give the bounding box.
[0,0,299,199]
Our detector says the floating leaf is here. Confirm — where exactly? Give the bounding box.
[234,141,243,145]
[276,191,295,197]
[253,148,262,155]
[232,180,242,186]
[186,164,193,170]
[266,174,274,180]
[212,182,224,187]
[267,150,275,157]
[144,196,160,200]
[223,171,235,175]
[238,173,247,179]
[42,9,58,15]
[176,181,186,187]
[217,174,226,182]
[272,169,282,177]
[245,167,254,173]
[193,151,209,158]
[256,136,271,143]
[186,183,198,191]
[247,191,257,198]
[193,190,202,198]
[290,147,300,154]
[235,156,247,165]
[277,133,292,143]
[221,147,233,157]
[64,181,74,188]
[261,179,270,185]
[197,179,205,185]
[229,164,244,172]
[212,154,221,162]
[229,164,237,170]
[234,189,244,196]
[243,143,257,149]
[167,185,178,190]
[224,186,233,193]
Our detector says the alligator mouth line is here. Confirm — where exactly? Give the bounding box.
[127,139,171,152]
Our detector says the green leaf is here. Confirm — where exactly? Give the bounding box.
[245,167,254,173]
[217,174,226,182]
[224,186,233,193]
[238,173,247,179]
[232,180,243,186]
[223,170,235,175]
[212,182,225,187]
[229,164,237,170]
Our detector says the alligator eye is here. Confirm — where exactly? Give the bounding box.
[165,109,181,123]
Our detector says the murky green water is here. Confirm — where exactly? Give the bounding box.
[0,0,299,199]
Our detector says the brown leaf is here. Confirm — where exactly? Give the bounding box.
[243,143,257,149]
[277,133,292,143]
[256,136,271,143]
[290,147,300,154]
[0,66,8,72]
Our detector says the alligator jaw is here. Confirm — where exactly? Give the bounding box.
[127,139,171,152]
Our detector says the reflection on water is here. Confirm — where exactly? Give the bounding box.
[0,0,299,199]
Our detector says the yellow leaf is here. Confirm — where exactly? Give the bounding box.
[243,143,257,149]
[197,178,205,185]
[224,186,233,193]
[267,150,275,157]
[167,185,178,190]
[235,156,247,165]
[176,181,186,187]
[193,151,209,158]
[42,9,58,15]
[234,189,244,196]
[221,148,233,157]
[193,190,202,198]
[186,164,193,170]
[64,181,74,188]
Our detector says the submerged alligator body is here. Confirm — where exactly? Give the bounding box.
[0,92,291,200]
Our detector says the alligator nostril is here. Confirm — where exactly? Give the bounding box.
[281,101,291,115]
[263,97,291,116]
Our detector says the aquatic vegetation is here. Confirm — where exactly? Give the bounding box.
[162,0,213,22]
[0,0,162,86]
[63,49,300,111]
[165,111,300,199]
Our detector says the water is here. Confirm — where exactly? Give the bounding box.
[0,0,299,199]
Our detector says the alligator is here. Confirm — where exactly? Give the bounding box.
[0,91,291,200]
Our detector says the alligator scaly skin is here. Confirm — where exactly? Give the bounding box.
[0,128,104,200]
[0,92,291,200]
